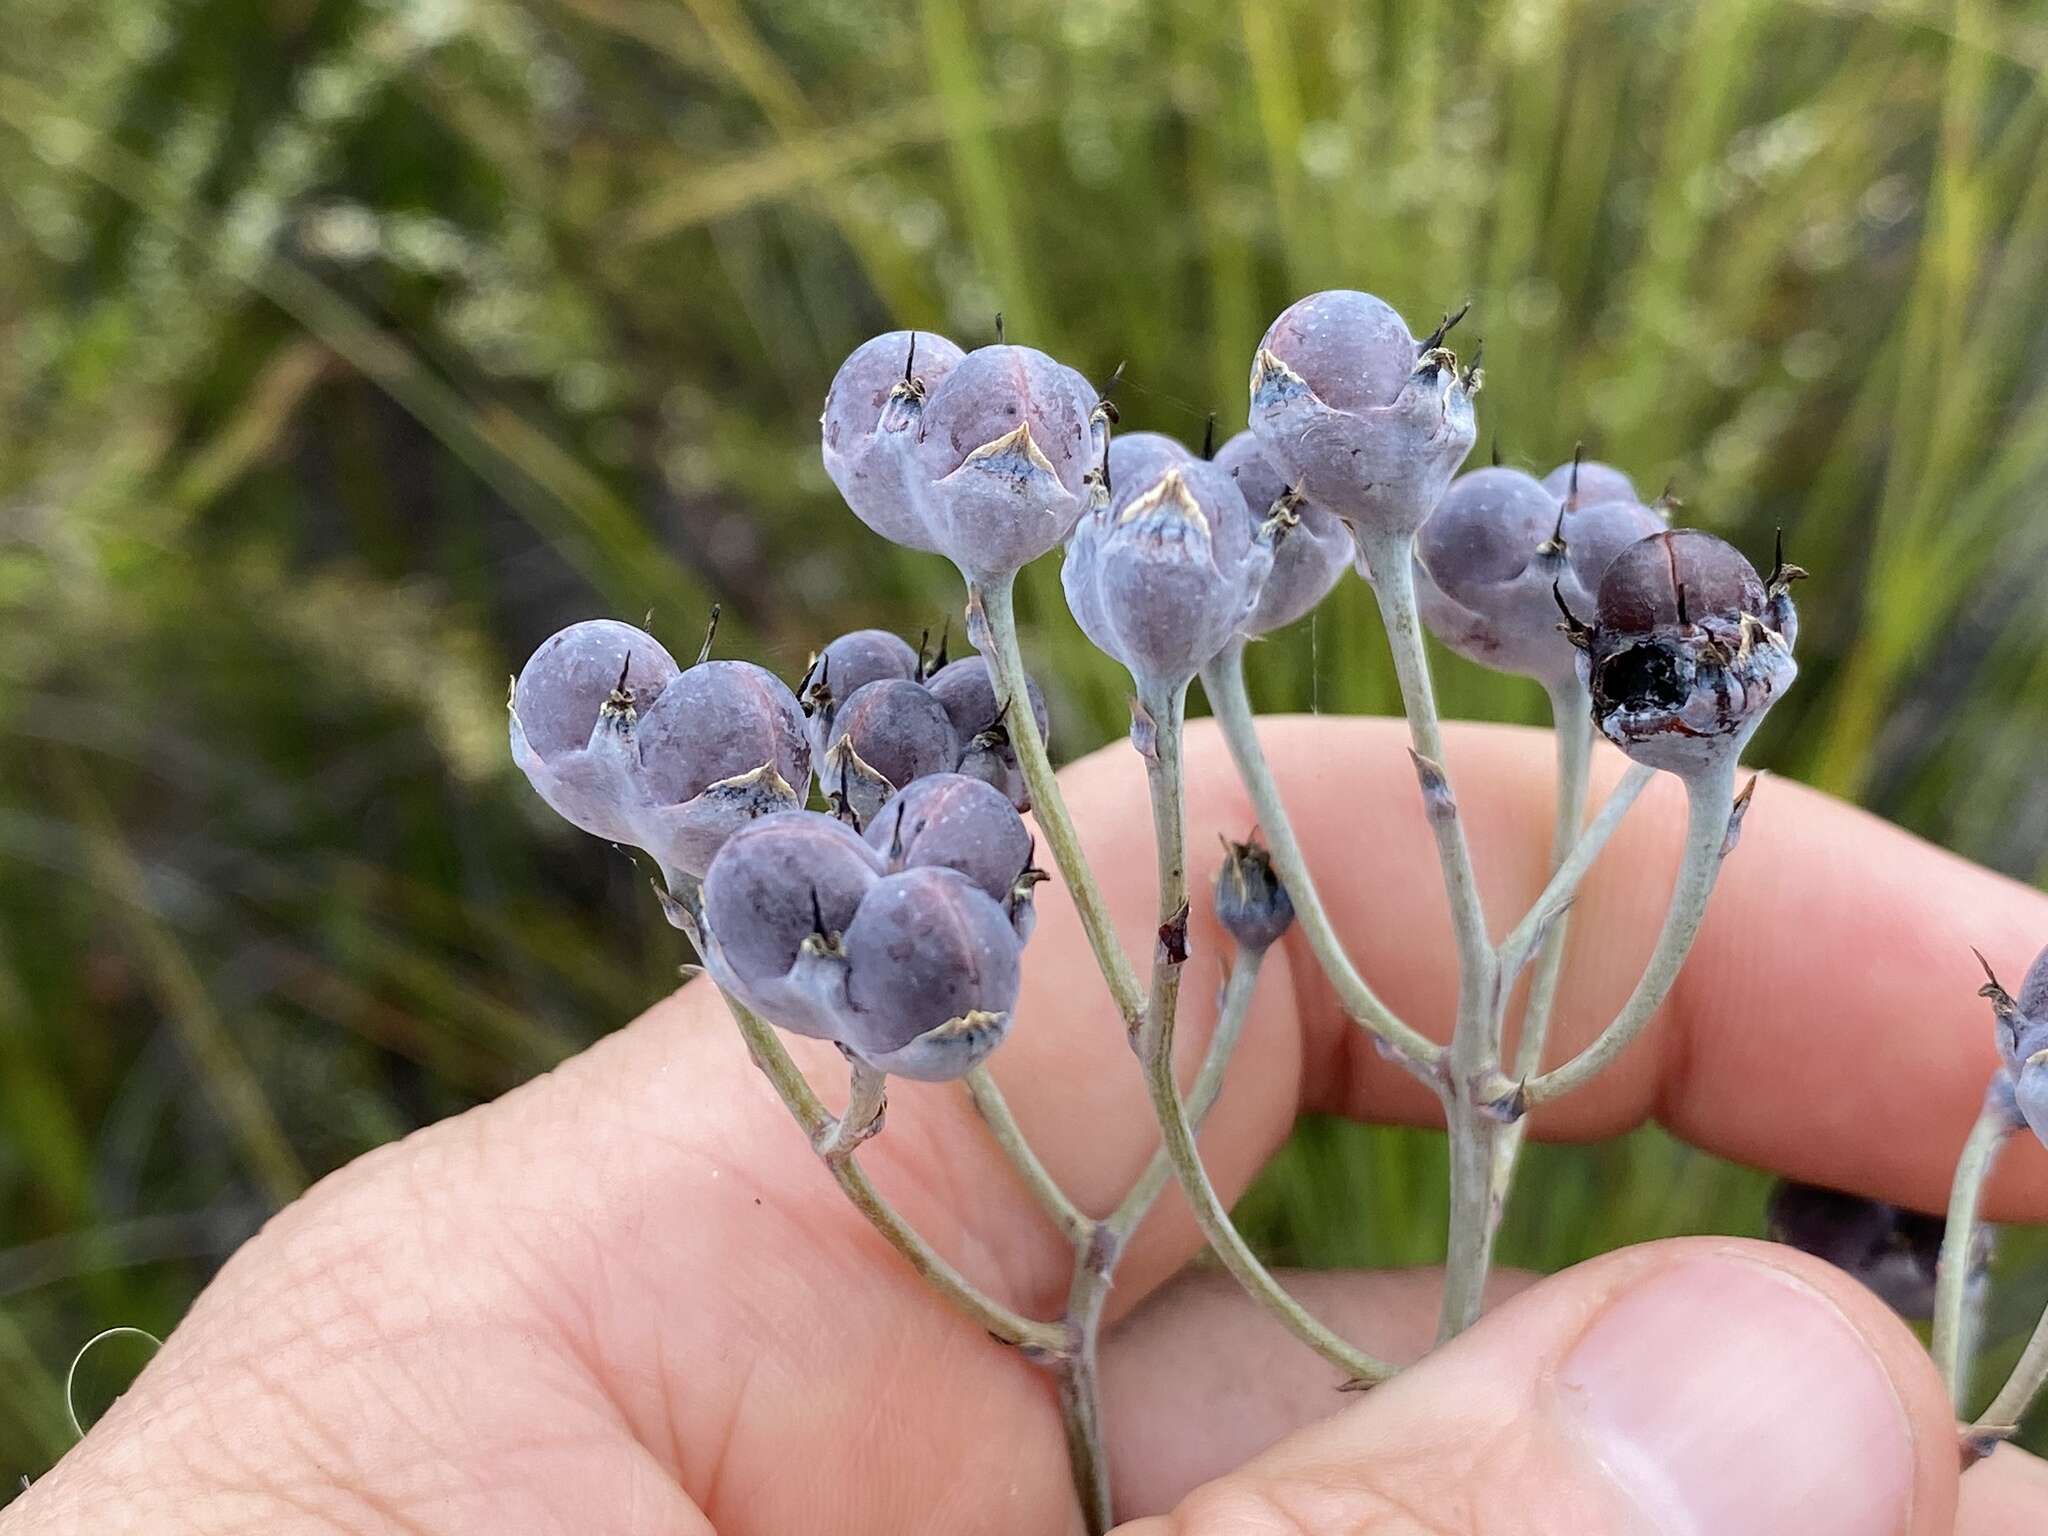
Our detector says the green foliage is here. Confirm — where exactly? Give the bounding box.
[3,0,2046,1480]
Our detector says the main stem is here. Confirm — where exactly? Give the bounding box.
[1135,681,1393,1385]
[1934,1091,2016,1401]
[1356,535,1498,1342]
[1488,681,1594,1228]
[1199,641,1442,1072]
[974,576,1147,1030]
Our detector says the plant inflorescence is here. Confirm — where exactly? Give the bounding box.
[509,293,2045,1531]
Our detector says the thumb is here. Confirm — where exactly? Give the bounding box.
[1118,1237,1958,1536]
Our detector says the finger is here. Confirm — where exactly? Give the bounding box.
[1100,1266,1541,1515]
[1113,1237,1961,1536]
[1103,1266,2048,1532]
[1960,1445,2048,1535]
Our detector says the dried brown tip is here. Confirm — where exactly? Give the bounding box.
[1974,947,2018,1019]
[696,603,722,666]
[1552,580,1592,649]
[1420,300,1472,353]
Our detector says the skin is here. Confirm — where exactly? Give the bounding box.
[10,716,2048,1534]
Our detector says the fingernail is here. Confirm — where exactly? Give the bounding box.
[1556,1255,1914,1536]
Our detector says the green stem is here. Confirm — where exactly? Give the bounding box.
[1520,757,1737,1108]
[974,575,1147,1030]
[1199,641,1441,1072]
[1494,761,1657,984]
[1971,1297,2048,1446]
[721,998,1066,1356]
[1488,681,1594,1229]
[1934,1090,2016,1401]
[965,1066,1091,1245]
[1134,682,1393,1385]
[1108,948,1264,1235]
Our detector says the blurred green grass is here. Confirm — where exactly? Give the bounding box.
[3,0,2048,1483]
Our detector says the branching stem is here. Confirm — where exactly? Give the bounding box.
[1200,640,1441,1074]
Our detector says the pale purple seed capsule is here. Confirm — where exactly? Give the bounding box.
[509,619,681,844]
[631,660,812,880]
[914,344,1100,582]
[1414,467,1664,689]
[800,628,922,759]
[1063,432,1273,694]
[1577,529,1798,776]
[699,810,881,1039]
[1541,458,1637,509]
[820,677,958,826]
[865,772,1033,913]
[822,331,966,553]
[1212,430,1352,634]
[837,866,1021,1081]
[1248,290,1478,545]
[2018,1057,2048,1150]
[923,655,1049,810]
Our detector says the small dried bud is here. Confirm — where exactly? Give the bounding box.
[1248,290,1478,546]
[1576,529,1799,776]
[1981,942,2048,1149]
[1213,834,1294,953]
[1766,1180,1964,1321]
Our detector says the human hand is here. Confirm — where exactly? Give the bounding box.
[10,717,2048,1534]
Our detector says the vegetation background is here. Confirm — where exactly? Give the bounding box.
[4,0,2048,1490]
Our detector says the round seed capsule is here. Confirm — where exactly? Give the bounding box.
[631,660,813,881]
[923,655,1050,809]
[1578,529,1798,776]
[1213,430,1353,634]
[1540,457,1637,509]
[914,344,1101,582]
[865,772,1034,916]
[698,810,882,1038]
[1063,432,1273,694]
[1413,467,1664,688]
[822,330,966,553]
[1248,290,1478,544]
[799,628,922,759]
[819,677,959,827]
[510,619,681,843]
[837,866,1022,1081]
